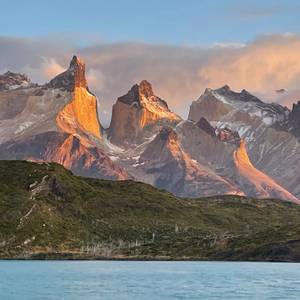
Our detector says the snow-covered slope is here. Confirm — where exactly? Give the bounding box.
[189,85,289,126]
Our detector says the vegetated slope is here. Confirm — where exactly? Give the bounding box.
[1,160,300,261]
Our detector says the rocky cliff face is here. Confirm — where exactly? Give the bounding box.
[133,126,242,197]
[54,56,102,139]
[0,56,128,180]
[189,85,288,126]
[108,80,181,146]
[187,85,299,191]
[0,71,32,91]
[233,140,300,203]
[0,58,299,202]
[173,118,298,202]
[288,101,300,137]
[47,56,88,91]
[0,131,128,180]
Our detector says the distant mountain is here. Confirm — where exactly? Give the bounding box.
[134,126,240,197]
[0,56,128,180]
[0,71,33,91]
[233,140,299,203]
[281,101,300,137]
[189,85,289,126]
[108,80,181,147]
[0,57,299,202]
[188,85,300,201]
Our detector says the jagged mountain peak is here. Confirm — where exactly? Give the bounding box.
[218,84,231,92]
[201,85,263,105]
[52,55,102,139]
[0,71,31,91]
[140,126,181,162]
[47,55,88,91]
[138,80,154,98]
[285,100,300,137]
[109,81,181,146]
[214,85,262,103]
[118,79,169,110]
[138,124,242,197]
[189,84,288,126]
[291,101,300,114]
[69,55,85,69]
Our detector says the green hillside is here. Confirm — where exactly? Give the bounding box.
[1,160,300,261]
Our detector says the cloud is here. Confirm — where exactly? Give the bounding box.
[41,58,65,79]
[198,35,300,95]
[1,34,300,126]
[86,68,106,91]
[275,89,300,108]
[226,2,300,20]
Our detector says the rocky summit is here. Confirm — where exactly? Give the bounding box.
[0,71,32,91]
[0,56,126,180]
[47,55,88,91]
[108,80,181,146]
[0,56,299,203]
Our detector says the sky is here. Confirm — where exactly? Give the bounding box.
[1,0,300,45]
[1,0,300,125]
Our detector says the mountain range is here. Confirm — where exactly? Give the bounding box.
[0,56,299,203]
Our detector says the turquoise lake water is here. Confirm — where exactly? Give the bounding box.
[1,261,300,299]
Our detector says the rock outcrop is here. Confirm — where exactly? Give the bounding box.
[137,127,241,197]
[0,131,128,180]
[0,71,32,91]
[196,117,216,137]
[233,140,299,203]
[54,56,102,139]
[47,56,88,91]
[109,80,181,146]
[189,85,288,126]
[0,56,126,180]
[216,127,240,145]
[1,59,300,203]
[288,101,300,137]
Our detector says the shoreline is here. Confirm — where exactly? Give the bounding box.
[1,255,300,263]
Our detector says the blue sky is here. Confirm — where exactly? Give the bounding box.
[1,0,300,125]
[1,0,300,45]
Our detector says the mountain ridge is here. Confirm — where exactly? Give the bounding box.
[0,56,299,202]
[108,80,181,146]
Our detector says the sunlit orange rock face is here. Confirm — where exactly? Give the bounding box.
[56,87,101,139]
[46,134,128,180]
[109,80,181,146]
[138,126,242,197]
[233,139,300,203]
[53,56,101,139]
[39,56,121,178]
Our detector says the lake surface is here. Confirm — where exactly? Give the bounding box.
[1,261,300,299]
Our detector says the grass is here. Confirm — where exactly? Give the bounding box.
[1,160,300,261]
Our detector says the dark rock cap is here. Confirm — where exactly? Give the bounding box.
[47,55,88,92]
